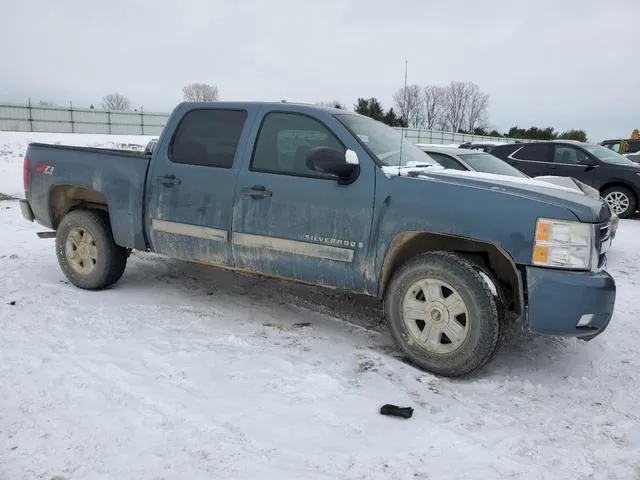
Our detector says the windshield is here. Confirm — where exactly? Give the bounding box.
[335,113,436,167]
[458,153,529,177]
[584,144,638,166]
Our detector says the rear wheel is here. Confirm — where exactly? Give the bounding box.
[384,252,502,377]
[55,209,128,290]
[602,186,636,218]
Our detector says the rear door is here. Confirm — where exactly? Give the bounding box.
[503,143,552,176]
[145,105,257,266]
[230,106,376,292]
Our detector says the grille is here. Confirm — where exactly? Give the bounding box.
[596,220,612,268]
[600,222,611,246]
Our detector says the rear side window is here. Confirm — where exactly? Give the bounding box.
[512,144,550,162]
[427,152,467,170]
[170,109,247,168]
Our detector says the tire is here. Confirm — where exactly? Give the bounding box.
[384,251,501,377]
[55,209,128,290]
[602,186,636,219]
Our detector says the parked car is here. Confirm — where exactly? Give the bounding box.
[416,145,529,177]
[417,145,619,238]
[600,138,640,157]
[491,140,640,218]
[457,142,514,152]
[19,102,616,377]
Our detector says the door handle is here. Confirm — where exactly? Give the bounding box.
[242,185,272,199]
[158,174,182,187]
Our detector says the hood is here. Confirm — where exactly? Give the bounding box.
[383,166,609,223]
[611,161,640,170]
[532,175,601,200]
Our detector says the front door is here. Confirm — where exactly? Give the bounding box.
[231,108,375,292]
[145,106,254,266]
[550,144,596,185]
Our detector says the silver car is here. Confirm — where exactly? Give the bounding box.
[416,145,530,177]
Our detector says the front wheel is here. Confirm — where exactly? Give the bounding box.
[384,252,502,377]
[602,186,636,219]
[55,209,128,290]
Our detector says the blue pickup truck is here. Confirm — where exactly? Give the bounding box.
[20,101,616,376]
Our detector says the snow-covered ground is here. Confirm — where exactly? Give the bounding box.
[1,132,639,479]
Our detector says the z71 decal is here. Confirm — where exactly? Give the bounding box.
[36,164,55,175]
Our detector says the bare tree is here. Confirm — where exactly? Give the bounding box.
[101,93,131,111]
[465,83,490,132]
[439,81,491,133]
[182,83,219,102]
[422,85,445,130]
[392,84,424,128]
[441,81,474,132]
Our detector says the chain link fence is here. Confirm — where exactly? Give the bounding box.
[0,101,525,145]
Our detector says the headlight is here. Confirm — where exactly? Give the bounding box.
[532,218,594,270]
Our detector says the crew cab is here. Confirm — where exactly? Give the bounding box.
[20,102,616,377]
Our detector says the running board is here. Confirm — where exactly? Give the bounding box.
[36,231,56,239]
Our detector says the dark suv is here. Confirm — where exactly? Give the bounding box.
[491,140,640,218]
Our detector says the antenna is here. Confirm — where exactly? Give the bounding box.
[398,60,408,176]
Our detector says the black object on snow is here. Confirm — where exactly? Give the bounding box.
[379,404,413,419]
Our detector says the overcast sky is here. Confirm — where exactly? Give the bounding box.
[1,0,638,140]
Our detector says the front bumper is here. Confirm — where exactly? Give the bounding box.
[19,199,34,222]
[525,266,615,340]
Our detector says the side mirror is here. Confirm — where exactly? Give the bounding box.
[306,147,360,184]
[578,157,598,167]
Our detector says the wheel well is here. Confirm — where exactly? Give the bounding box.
[600,182,637,203]
[50,185,109,228]
[379,231,523,315]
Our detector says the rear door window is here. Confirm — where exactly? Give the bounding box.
[170,109,248,168]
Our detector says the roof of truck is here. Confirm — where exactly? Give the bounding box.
[178,100,347,113]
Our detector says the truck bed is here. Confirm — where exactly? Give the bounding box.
[24,142,152,250]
